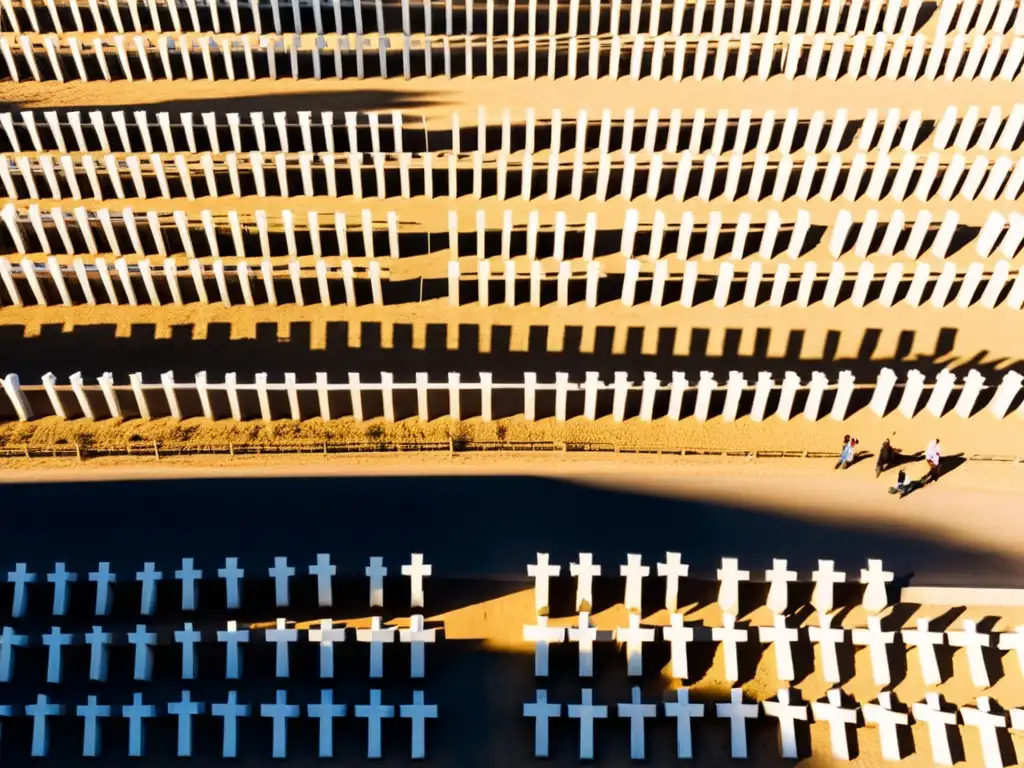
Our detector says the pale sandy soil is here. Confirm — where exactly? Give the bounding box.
[8,64,1023,118]
[6,15,1024,767]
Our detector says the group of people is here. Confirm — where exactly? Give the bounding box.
[835,434,943,498]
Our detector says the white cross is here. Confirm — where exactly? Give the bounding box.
[811,560,846,613]
[356,689,395,759]
[528,553,562,614]
[308,689,347,758]
[859,559,894,614]
[7,563,36,617]
[218,557,244,609]
[620,554,650,613]
[47,562,77,615]
[175,623,202,680]
[264,618,298,678]
[948,619,992,688]
[851,615,895,686]
[88,562,116,615]
[524,689,562,757]
[567,689,608,760]
[618,686,657,760]
[168,690,204,757]
[136,562,163,615]
[524,615,566,676]
[400,614,437,678]
[568,611,610,677]
[268,556,295,607]
[122,692,156,757]
[366,557,387,607]
[715,688,759,759]
[0,626,27,682]
[764,559,798,614]
[711,613,749,682]
[401,691,438,759]
[261,690,300,758]
[402,553,432,609]
[912,692,957,766]
[309,619,346,678]
[811,689,858,760]
[217,620,250,679]
[762,689,808,758]
[174,558,203,611]
[998,625,1024,678]
[663,613,695,679]
[128,624,157,681]
[77,695,111,757]
[42,626,73,683]
[616,612,655,676]
[570,553,601,611]
[664,688,705,758]
[26,693,63,756]
[807,610,845,683]
[758,612,799,681]
[357,616,397,678]
[716,557,750,616]
[1010,706,1024,733]
[85,626,111,681]
[903,618,944,686]
[862,692,910,762]
[657,552,689,613]
[308,553,336,607]
[212,691,249,758]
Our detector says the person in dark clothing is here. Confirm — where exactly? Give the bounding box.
[875,438,898,477]
[888,469,911,495]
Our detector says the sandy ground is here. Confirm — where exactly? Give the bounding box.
[4,14,1024,765]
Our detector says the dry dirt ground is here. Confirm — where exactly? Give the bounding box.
[3,4,1024,765]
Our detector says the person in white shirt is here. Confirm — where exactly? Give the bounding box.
[924,438,941,484]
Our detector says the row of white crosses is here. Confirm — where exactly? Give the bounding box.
[526,686,1024,763]
[525,555,894,679]
[525,555,1024,693]
[4,364,1019,428]
[6,249,1020,314]
[9,204,1023,265]
[3,30,1022,86]
[3,554,431,616]
[0,107,412,156]
[4,0,976,37]
[4,102,1019,158]
[0,253,388,310]
[5,239,1024,313]
[6,689,435,758]
[0,205,397,261]
[0,616,435,682]
[8,147,1024,206]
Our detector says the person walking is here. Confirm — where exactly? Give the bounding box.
[835,435,850,470]
[875,437,897,477]
[837,436,857,470]
[923,438,942,484]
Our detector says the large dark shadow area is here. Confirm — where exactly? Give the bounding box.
[0,472,1017,766]
[0,473,1020,584]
